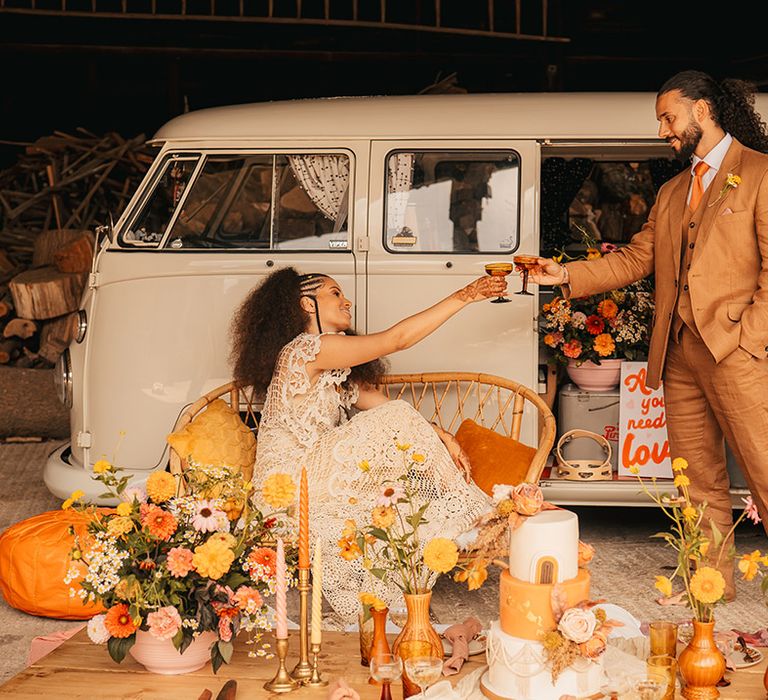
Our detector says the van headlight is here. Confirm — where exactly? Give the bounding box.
[54,349,73,408]
[75,309,87,343]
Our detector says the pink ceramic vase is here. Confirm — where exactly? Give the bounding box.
[128,630,217,674]
[566,358,624,392]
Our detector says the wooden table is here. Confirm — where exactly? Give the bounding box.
[0,629,765,699]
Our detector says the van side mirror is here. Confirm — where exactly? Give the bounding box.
[95,222,114,246]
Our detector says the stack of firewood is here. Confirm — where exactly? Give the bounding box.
[0,129,154,367]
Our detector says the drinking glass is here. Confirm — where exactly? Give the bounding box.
[369,653,403,700]
[649,621,678,657]
[512,254,539,296]
[403,655,443,700]
[647,655,677,700]
[389,603,408,630]
[483,262,513,303]
[626,669,669,700]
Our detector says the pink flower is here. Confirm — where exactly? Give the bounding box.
[742,496,762,524]
[192,500,227,533]
[121,485,147,504]
[166,547,194,577]
[600,243,618,253]
[562,340,583,359]
[146,606,182,640]
[233,586,264,614]
[377,483,405,507]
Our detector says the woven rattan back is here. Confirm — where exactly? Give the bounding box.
[168,372,555,487]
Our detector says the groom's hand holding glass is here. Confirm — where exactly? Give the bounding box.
[523,257,570,287]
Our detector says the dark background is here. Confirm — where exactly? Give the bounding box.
[2,0,767,166]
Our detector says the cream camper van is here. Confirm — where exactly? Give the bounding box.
[43,92,767,505]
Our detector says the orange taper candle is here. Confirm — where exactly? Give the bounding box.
[299,466,310,569]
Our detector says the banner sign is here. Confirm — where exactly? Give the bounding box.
[618,361,673,479]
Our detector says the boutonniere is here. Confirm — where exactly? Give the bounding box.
[708,173,742,207]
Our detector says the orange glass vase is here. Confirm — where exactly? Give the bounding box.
[368,606,391,685]
[392,591,444,699]
[678,620,726,700]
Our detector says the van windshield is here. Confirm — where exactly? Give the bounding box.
[163,153,349,250]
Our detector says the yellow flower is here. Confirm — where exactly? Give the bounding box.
[107,516,134,538]
[341,519,357,539]
[586,248,602,260]
[552,254,563,264]
[62,489,85,510]
[412,453,425,464]
[458,560,488,591]
[738,550,765,581]
[674,474,691,488]
[358,460,371,472]
[690,566,725,605]
[496,499,516,517]
[192,539,235,579]
[93,459,112,474]
[726,173,741,188]
[146,471,176,503]
[358,592,387,611]
[261,473,296,509]
[396,442,412,451]
[672,457,688,472]
[371,506,396,529]
[593,333,616,357]
[116,502,133,517]
[423,538,459,574]
[654,575,673,597]
[699,540,710,557]
[338,537,362,561]
[208,532,237,549]
[628,465,640,475]
[682,506,697,523]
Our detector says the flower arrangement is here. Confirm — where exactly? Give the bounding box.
[337,442,459,594]
[634,456,765,622]
[540,227,654,366]
[64,461,298,672]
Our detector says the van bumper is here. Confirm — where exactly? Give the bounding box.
[44,442,151,503]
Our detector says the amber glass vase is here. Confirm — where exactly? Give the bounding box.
[358,608,375,667]
[392,591,444,698]
[368,606,392,685]
[678,620,726,700]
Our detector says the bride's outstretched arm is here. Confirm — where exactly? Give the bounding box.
[310,275,506,372]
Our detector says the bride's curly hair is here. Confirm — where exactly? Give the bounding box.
[229,267,388,395]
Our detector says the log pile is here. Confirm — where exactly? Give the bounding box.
[0,130,154,367]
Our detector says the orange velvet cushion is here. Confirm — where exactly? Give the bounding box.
[454,419,537,496]
[0,509,104,619]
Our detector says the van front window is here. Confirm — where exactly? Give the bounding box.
[384,150,520,254]
[161,153,350,250]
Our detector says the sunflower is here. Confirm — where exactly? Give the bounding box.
[104,603,137,638]
[689,566,725,605]
[423,538,459,574]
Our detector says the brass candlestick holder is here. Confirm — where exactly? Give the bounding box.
[290,567,313,682]
[305,642,328,687]
[264,636,299,693]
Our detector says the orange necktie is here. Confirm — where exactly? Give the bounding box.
[689,161,711,211]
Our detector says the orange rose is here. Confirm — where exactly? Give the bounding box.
[578,630,608,659]
[577,541,595,568]
[511,483,544,516]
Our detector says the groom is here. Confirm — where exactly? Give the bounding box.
[531,70,768,600]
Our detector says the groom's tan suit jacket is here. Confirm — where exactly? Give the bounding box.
[566,138,768,389]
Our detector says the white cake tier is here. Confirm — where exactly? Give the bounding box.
[508,509,579,583]
[485,620,604,700]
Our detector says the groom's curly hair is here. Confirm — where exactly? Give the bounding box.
[229,267,387,395]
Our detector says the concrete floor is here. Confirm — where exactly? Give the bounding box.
[1,440,767,686]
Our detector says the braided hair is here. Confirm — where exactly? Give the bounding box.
[229,267,387,395]
[658,70,768,153]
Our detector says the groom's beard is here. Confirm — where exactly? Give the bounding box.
[674,120,703,162]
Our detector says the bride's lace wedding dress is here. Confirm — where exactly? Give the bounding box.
[255,332,490,622]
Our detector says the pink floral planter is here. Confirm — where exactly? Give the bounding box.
[566,359,624,392]
[128,630,217,675]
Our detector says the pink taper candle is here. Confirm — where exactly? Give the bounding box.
[275,537,288,639]
[299,466,310,569]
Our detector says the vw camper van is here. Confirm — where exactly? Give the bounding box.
[44,92,766,506]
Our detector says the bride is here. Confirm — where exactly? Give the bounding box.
[229,267,502,621]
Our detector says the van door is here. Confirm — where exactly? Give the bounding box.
[366,140,540,444]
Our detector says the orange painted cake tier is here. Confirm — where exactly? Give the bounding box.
[499,568,590,641]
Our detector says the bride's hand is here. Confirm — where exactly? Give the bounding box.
[453,276,507,303]
[433,424,472,483]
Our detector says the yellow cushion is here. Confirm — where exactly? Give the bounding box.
[454,419,536,496]
[167,399,256,481]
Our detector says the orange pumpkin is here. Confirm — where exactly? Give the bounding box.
[0,509,105,619]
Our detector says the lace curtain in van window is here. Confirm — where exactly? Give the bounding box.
[287,155,350,232]
[386,153,415,233]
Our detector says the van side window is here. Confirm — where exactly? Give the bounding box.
[384,150,519,254]
[163,153,350,250]
[122,157,199,247]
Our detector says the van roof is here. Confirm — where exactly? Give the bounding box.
[151,92,726,143]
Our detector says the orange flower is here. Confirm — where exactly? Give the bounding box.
[578,630,607,659]
[585,315,605,335]
[454,559,489,590]
[104,603,137,638]
[247,547,278,578]
[338,536,362,561]
[142,505,178,541]
[562,340,582,359]
[597,299,618,319]
[593,333,616,357]
[577,541,595,567]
